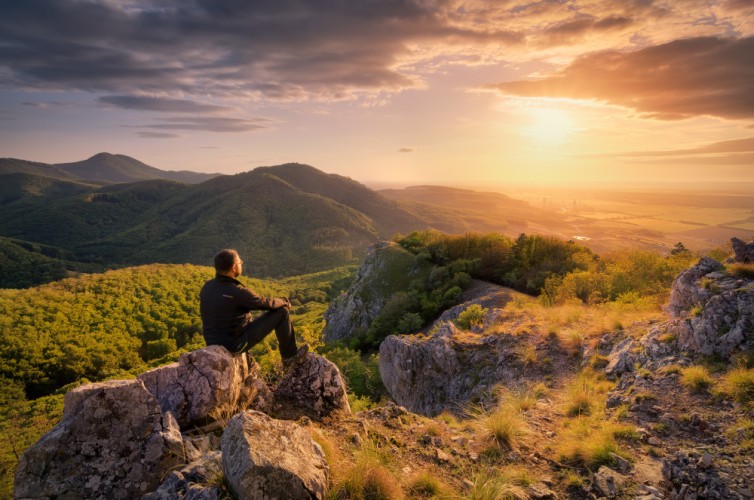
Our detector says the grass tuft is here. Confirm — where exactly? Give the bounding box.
[466,471,527,500]
[719,368,754,404]
[405,471,454,498]
[329,449,404,500]
[728,263,754,279]
[680,365,714,392]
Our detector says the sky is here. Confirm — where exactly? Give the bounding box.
[0,0,753,188]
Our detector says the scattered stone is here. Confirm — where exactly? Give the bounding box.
[274,353,351,417]
[527,481,558,499]
[609,452,631,473]
[592,466,627,498]
[221,410,328,500]
[698,452,713,469]
[605,338,636,380]
[14,379,184,500]
[434,448,451,462]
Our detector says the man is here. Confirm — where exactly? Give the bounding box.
[200,249,307,364]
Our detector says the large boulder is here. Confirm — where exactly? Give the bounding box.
[14,379,184,500]
[221,411,328,500]
[138,345,271,428]
[323,241,429,342]
[379,319,521,416]
[274,353,351,417]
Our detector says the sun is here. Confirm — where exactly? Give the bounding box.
[521,107,576,146]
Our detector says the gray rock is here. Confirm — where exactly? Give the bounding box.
[221,411,328,500]
[604,338,636,380]
[527,482,558,499]
[138,345,271,428]
[143,451,223,500]
[14,379,184,500]
[592,466,627,498]
[274,353,351,417]
[732,237,754,264]
[666,257,725,318]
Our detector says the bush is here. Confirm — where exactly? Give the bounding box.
[330,452,404,500]
[456,304,488,330]
[680,365,714,392]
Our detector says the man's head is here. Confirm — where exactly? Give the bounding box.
[214,249,243,278]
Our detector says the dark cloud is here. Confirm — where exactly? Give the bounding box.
[489,36,754,120]
[398,147,415,153]
[139,116,268,133]
[100,95,229,113]
[0,0,521,100]
[137,131,181,139]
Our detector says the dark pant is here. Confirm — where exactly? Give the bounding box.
[228,308,298,358]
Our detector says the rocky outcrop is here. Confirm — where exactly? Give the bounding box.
[664,256,754,357]
[323,241,426,342]
[275,353,351,417]
[16,345,349,499]
[14,379,184,500]
[221,411,328,500]
[138,345,271,428]
[434,281,513,331]
[731,237,754,263]
[666,257,725,317]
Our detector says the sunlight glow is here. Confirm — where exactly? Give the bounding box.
[522,107,576,146]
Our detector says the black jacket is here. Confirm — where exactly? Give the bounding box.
[199,274,287,344]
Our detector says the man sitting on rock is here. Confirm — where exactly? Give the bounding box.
[200,249,308,366]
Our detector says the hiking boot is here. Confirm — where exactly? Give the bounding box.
[282,343,309,368]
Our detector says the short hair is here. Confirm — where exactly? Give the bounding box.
[214,249,240,272]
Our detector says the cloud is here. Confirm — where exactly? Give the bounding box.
[398,147,415,153]
[489,36,754,120]
[137,131,180,139]
[100,95,229,113]
[138,116,268,133]
[0,0,751,106]
[22,100,81,109]
[615,136,754,157]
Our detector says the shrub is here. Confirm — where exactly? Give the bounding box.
[680,365,714,392]
[457,304,488,330]
[719,368,754,404]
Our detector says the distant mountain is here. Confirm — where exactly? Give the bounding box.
[55,152,220,184]
[0,162,466,278]
[0,158,81,181]
[380,185,567,235]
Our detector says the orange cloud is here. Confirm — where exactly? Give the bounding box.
[489,36,754,120]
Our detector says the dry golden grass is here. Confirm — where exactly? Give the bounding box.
[718,368,754,404]
[405,470,456,498]
[680,365,714,393]
[555,417,634,469]
[562,371,613,417]
[728,263,754,279]
[329,447,404,500]
[466,470,528,500]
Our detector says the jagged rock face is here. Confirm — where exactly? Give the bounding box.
[221,410,328,500]
[138,345,271,428]
[731,237,754,263]
[675,289,754,356]
[323,241,423,342]
[664,257,754,357]
[14,379,184,500]
[666,257,725,317]
[274,353,351,417]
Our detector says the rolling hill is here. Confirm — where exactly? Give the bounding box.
[0,160,481,279]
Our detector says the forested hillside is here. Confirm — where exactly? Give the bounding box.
[0,263,357,494]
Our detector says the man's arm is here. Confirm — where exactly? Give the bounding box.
[235,285,289,311]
